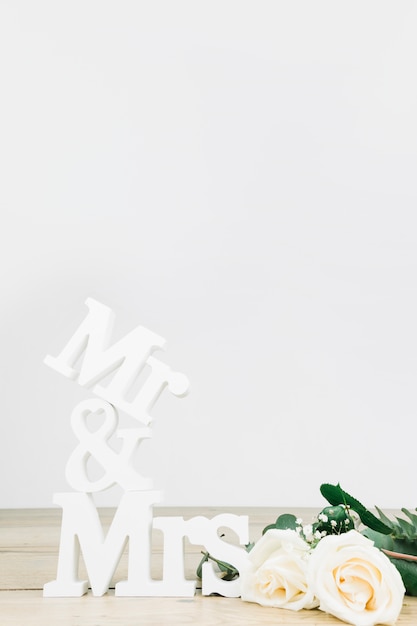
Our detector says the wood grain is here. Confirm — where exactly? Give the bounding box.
[1,507,417,625]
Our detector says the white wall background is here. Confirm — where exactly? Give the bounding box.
[1,1,417,509]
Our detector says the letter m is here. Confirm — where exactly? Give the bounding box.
[44,298,165,417]
[43,491,159,597]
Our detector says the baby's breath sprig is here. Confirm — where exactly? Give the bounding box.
[314,505,356,536]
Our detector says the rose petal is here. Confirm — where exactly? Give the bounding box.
[241,529,318,611]
[308,530,405,626]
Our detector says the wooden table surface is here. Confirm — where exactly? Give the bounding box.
[1,506,417,625]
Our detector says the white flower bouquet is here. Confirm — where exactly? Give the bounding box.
[197,483,417,626]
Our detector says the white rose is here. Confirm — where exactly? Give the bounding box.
[308,530,405,626]
[240,528,318,610]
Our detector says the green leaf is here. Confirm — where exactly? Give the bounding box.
[320,483,391,535]
[315,505,355,535]
[374,507,417,541]
[262,514,298,535]
[262,523,277,535]
[363,528,395,551]
[275,514,298,530]
[363,529,417,558]
[391,539,417,557]
[402,508,417,529]
[216,559,239,581]
[360,510,393,535]
[395,517,416,539]
[195,551,239,582]
[388,558,417,596]
[196,551,209,579]
[375,506,396,530]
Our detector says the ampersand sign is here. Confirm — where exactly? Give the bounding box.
[65,398,153,493]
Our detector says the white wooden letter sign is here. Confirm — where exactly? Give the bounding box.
[43,298,249,598]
